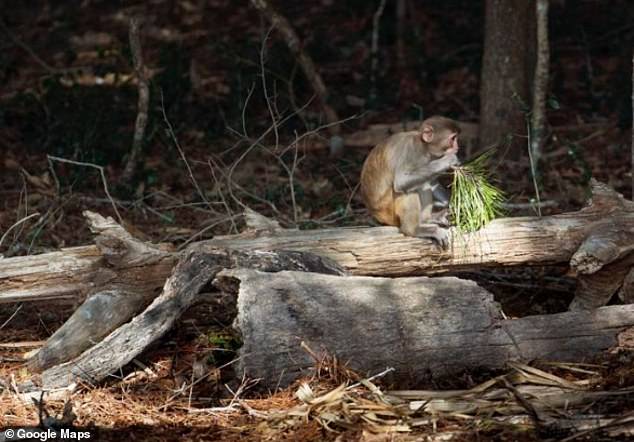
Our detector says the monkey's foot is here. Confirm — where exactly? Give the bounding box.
[414,224,450,249]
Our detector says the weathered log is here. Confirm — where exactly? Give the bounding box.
[0,211,176,304]
[24,212,177,372]
[28,289,149,371]
[224,268,634,388]
[37,249,343,388]
[1,181,633,310]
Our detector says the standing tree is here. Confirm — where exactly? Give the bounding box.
[479,0,536,159]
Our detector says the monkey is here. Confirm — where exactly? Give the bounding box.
[360,116,461,247]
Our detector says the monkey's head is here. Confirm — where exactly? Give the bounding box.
[420,116,460,157]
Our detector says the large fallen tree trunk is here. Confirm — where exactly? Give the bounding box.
[224,269,634,389]
[2,180,634,309]
[35,257,634,389]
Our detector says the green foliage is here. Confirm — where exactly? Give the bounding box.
[206,331,241,365]
[207,332,241,350]
[450,150,505,232]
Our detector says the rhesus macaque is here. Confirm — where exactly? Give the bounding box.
[360,116,460,247]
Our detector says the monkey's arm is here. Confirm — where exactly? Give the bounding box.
[393,153,459,194]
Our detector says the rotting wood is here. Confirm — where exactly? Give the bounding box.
[223,268,634,388]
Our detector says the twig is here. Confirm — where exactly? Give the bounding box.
[47,155,123,224]
[257,25,302,223]
[207,158,237,233]
[160,91,212,211]
[0,18,56,73]
[158,356,242,411]
[526,120,542,217]
[0,304,22,331]
[260,27,280,151]
[347,367,395,390]
[0,212,40,250]
[501,200,558,210]
[122,17,150,183]
[250,0,340,135]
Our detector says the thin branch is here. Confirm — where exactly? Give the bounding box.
[160,91,212,212]
[0,18,56,73]
[47,155,123,224]
[0,304,23,331]
[0,212,40,250]
[250,0,340,135]
[526,120,542,217]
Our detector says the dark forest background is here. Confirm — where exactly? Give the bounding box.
[1,0,634,255]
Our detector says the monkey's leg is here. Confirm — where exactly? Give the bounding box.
[396,192,450,248]
[417,186,434,221]
[394,193,421,237]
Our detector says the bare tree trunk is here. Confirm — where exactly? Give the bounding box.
[480,0,535,158]
[530,0,550,166]
[122,18,149,183]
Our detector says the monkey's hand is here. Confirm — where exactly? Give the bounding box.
[431,152,460,174]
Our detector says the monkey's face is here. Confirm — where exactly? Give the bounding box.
[426,129,460,158]
[420,116,461,158]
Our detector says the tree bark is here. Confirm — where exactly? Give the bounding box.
[530,0,550,166]
[480,0,535,157]
[226,268,634,389]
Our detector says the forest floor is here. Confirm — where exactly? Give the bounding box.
[2,1,634,440]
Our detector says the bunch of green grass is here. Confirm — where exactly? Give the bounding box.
[450,149,505,232]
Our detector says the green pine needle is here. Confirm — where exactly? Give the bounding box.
[450,149,505,232]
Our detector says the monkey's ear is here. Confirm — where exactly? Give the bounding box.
[421,125,434,143]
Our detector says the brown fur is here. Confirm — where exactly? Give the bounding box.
[360,116,460,236]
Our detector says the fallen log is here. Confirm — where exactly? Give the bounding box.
[36,249,343,386]
[7,180,634,379]
[24,190,634,386]
[225,268,634,388]
[36,251,634,390]
[2,180,633,310]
